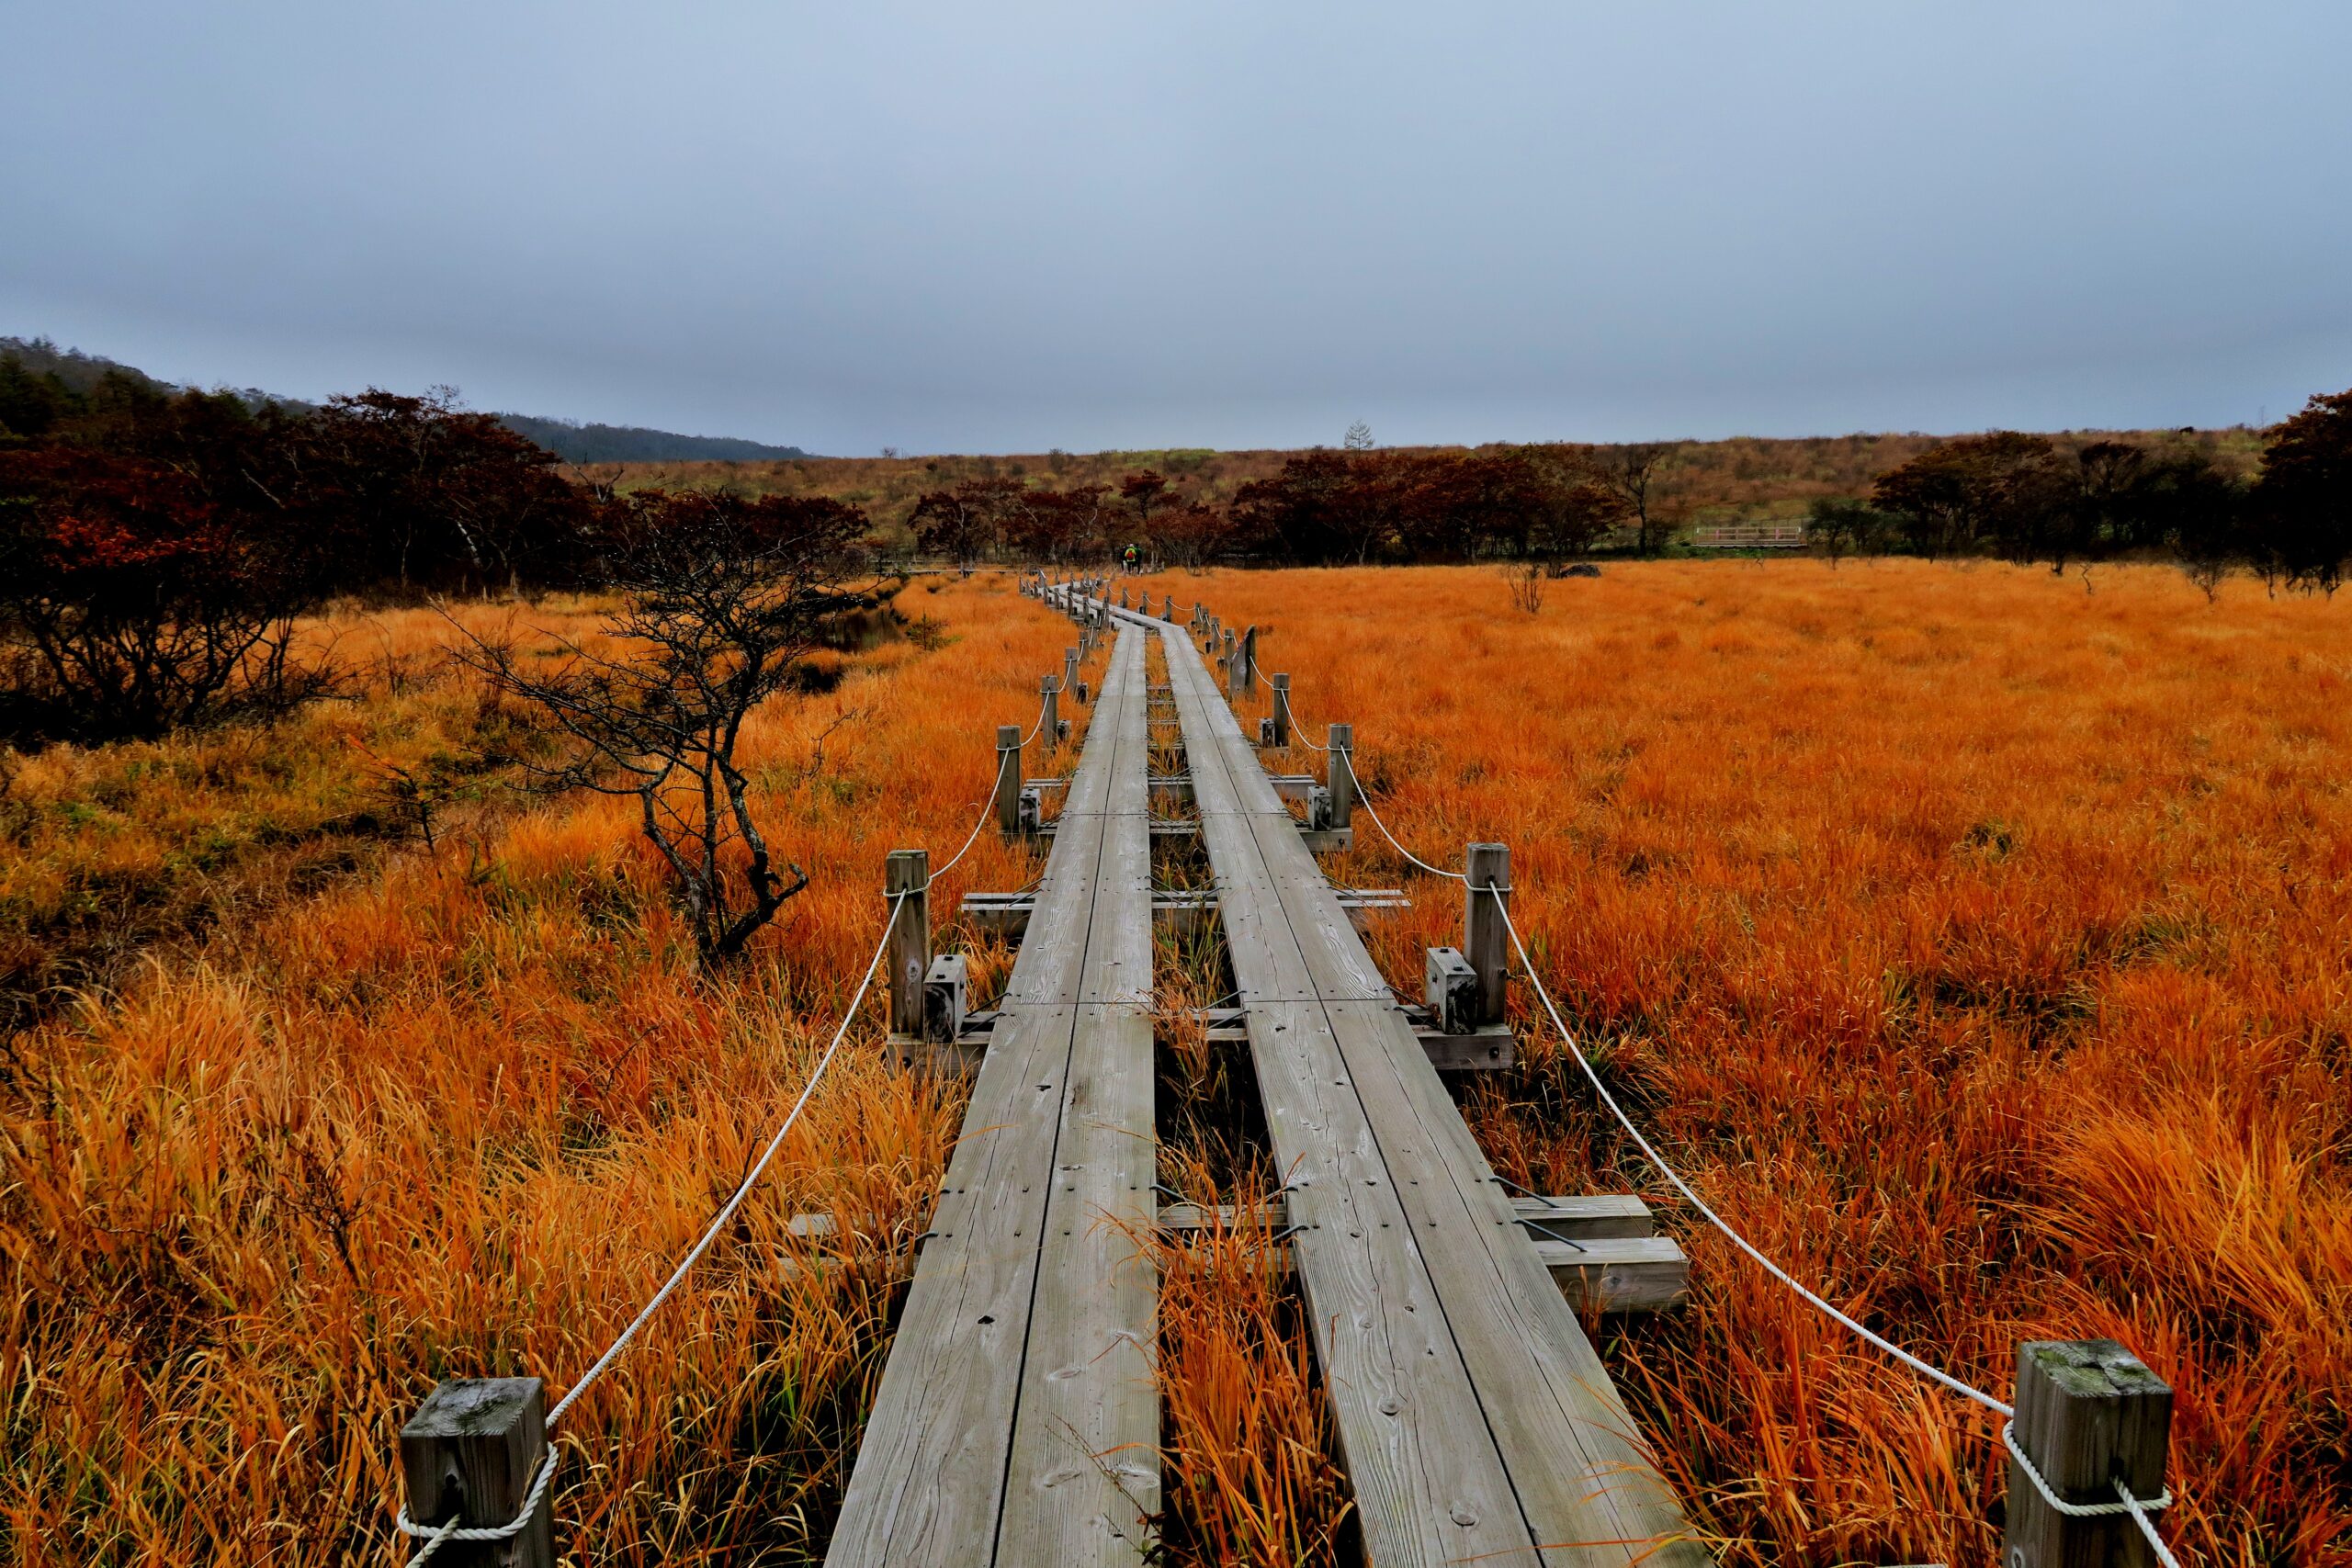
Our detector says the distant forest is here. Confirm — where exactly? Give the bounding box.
[492,412,808,464]
[0,338,810,463]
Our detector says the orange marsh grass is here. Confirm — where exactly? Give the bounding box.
[1,572,1085,1563]
[1137,558,2351,1565]
[12,558,2349,1564]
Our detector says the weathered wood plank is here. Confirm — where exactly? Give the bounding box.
[1144,604,1706,1567]
[1159,625,1531,1568]
[1000,625,1158,1562]
[828,627,1156,1568]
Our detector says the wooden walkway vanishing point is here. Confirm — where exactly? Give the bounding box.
[823,581,1707,1567]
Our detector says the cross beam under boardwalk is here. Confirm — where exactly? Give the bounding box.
[1133,604,1706,1568]
[827,627,1157,1568]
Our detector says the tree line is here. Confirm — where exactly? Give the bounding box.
[8,347,2350,748]
[1817,401,2350,595]
[905,393,2347,594]
[0,354,866,746]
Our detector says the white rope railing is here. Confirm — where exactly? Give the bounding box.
[1166,598,2181,1555]
[1332,748,1464,881]
[400,780,1006,1561]
[397,1449,559,1563]
[543,894,905,1430]
[1315,721,2018,1414]
[1490,890,2017,1416]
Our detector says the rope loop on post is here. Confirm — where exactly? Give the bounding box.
[2001,1421,2180,1566]
[397,1449,559,1563]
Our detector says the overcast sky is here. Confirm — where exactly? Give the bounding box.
[5,4,2348,456]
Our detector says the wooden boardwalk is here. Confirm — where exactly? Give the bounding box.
[400,579,2170,1568]
[826,623,1157,1568]
[1133,600,1707,1568]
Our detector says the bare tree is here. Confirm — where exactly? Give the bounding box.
[1502,559,1545,615]
[1344,420,1375,453]
[1603,442,1681,554]
[457,491,879,964]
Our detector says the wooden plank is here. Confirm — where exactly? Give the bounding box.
[1157,624,1533,1568]
[828,627,1156,1568]
[1001,626,1158,1562]
[1142,604,1706,1567]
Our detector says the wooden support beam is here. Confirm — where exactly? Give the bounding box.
[1414,1021,1516,1070]
[886,850,929,1037]
[399,1378,555,1568]
[1155,1201,1686,1313]
[1160,1193,1653,1238]
[2004,1340,2173,1568]
[968,886,1404,941]
[1464,842,1510,1027]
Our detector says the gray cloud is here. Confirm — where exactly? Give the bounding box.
[4,1,2346,453]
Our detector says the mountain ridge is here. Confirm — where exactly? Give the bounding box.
[0,336,812,462]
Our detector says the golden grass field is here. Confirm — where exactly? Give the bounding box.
[4,560,2346,1565]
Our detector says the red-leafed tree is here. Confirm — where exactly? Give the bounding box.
[1120,470,1170,529]
[291,388,591,590]
[1872,432,2072,560]
[910,475,1027,567]
[0,447,331,741]
[1006,483,1114,563]
[1151,500,1232,568]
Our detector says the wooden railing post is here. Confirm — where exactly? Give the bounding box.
[1238,626,1258,696]
[994,725,1023,835]
[1040,675,1059,749]
[1270,674,1292,746]
[1064,646,1080,697]
[1464,842,1510,1028]
[1328,723,1354,831]
[887,850,930,1036]
[2004,1339,2173,1568]
[400,1378,555,1568]
[1163,593,1175,620]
